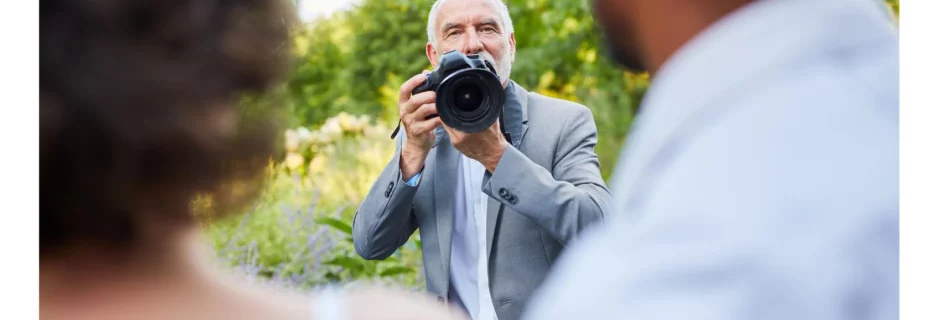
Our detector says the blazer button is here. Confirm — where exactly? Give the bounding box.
[499,188,509,197]
[509,196,518,204]
[437,296,445,304]
[385,182,394,197]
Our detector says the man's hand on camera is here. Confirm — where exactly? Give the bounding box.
[398,71,441,181]
[444,120,507,173]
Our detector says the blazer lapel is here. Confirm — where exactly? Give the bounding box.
[486,80,530,260]
[432,131,459,285]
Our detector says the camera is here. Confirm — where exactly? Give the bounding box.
[412,50,506,133]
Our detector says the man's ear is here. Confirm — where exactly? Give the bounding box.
[426,42,440,68]
[508,32,517,60]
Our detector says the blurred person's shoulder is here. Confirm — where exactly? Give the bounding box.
[639,46,899,225]
[655,6,899,198]
[613,53,900,316]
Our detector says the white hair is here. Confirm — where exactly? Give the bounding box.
[426,0,515,46]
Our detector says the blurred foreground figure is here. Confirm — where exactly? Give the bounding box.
[40,1,466,319]
[524,0,898,319]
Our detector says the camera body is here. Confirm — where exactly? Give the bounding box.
[412,50,506,133]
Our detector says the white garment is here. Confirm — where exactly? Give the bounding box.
[312,286,346,320]
[523,0,898,319]
[447,155,498,320]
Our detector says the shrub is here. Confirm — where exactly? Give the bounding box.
[202,113,424,291]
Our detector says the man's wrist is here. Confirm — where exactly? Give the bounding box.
[481,139,507,173]
[400,145,428,181]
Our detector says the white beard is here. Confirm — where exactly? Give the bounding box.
[476,48,512,85]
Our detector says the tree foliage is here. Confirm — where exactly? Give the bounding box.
[275,0,898,179]
[282,0,649,179]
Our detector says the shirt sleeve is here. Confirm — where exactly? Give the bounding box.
[405,170,423,187]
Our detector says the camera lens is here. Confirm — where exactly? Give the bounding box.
[435,68,505,133]
[454,83,483,112]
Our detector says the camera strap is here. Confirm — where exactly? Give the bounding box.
[500,106,512,144]
[390,122,400,139]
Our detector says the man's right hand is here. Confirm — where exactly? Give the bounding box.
[398,71,441,181]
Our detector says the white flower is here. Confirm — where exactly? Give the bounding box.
[321,117,343,137]
[308,154,327,173]
[338,112,358,132]
[284,129,299,152]
[312,130,331,144]
[296,127,313,143]
[285,152,305,169]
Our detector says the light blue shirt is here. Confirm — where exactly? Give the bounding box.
[523,0,899,319]
[406,156,497,320]
[448,155,498,320]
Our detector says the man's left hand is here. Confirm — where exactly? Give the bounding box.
[444,119,508,173]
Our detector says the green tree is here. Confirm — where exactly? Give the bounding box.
[278,0,898,179]
[283,0,648,179]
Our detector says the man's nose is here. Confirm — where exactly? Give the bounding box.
[461,29,485,55]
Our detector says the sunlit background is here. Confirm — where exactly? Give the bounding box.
[296,0,358,22]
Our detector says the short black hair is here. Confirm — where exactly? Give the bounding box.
[41,0,295,257]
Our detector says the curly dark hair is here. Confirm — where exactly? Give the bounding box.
[41,0,295,257]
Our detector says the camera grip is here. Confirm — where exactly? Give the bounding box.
[411,77,432,95]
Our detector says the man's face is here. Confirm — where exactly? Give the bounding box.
[427,0,516,86]
[590,0,647,72]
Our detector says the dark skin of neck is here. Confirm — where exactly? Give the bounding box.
[603,0,754,75]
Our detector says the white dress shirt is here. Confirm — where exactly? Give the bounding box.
[523,0,898,319]
[448,154,499,320]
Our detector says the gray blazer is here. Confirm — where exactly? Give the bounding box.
[352,80,611,320]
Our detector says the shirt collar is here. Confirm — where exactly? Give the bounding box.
[501,79,529,146]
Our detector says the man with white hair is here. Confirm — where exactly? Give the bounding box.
[352,0,612,319]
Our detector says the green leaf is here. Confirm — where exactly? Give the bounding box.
[365,260,379,277]
[324,271,342,283]
[324,256,364,271]
[379,266,415,277]
[315,217,353,235]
